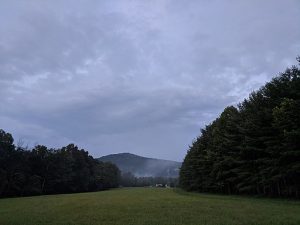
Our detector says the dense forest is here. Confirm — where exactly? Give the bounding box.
[180,59,300,198]
[0,130,120,198]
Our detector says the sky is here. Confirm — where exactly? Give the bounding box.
[0,0,299,161]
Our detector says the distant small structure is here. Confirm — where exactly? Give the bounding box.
[155,184,164,188]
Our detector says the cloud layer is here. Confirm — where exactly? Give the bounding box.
[1,0,299,160]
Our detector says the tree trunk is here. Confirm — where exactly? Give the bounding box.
[277,182,281,197]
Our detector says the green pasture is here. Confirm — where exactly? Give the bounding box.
[0,188,299,225]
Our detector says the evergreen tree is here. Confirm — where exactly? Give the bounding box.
[180,58,300,198]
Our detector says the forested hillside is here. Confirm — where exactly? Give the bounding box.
[180,59,300,198]
[0,130,120,198]
[99,153,181,177]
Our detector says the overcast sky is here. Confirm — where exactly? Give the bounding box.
[1,0,299,161]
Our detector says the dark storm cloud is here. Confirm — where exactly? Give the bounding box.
[1,0,299,160]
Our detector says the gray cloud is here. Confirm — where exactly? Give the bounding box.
[1,0,299,160]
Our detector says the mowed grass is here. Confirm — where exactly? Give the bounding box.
[0,188,299,225]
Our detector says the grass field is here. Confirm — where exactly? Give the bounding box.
[0,188,299,225]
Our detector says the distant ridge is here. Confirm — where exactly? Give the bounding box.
[98,153,181,177]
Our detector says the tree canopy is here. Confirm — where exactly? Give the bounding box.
[180,59,300,198]
[0,130,120,198]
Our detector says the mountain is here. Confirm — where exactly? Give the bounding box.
[98,153,181,178]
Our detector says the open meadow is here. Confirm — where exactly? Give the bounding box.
[0,188,299,225]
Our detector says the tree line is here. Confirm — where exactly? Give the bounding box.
[180,58,300,198]
[120,172,178,187]
[0,130,120,198]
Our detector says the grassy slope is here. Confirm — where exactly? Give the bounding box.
[0,188,299,225]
